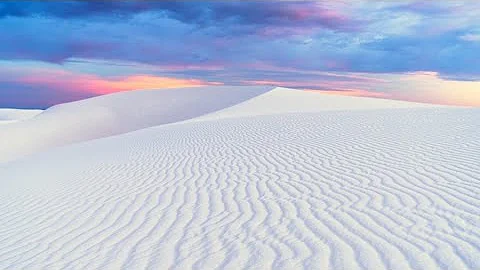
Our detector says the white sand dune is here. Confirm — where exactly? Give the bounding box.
[0,86,271,163]
[0,86,444,163]
[0,87,479,269]
[191,87,447,122]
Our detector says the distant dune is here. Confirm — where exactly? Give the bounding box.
[0,86,479,269]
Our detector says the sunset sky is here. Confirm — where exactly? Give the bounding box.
[1,1,479,108]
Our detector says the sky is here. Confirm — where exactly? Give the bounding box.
[0,0,479,108]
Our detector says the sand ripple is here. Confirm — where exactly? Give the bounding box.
[0,108,478,269]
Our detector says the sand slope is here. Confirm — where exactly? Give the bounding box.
[192,87,446,122]
[0,86,445,163]
[0,87,479,269]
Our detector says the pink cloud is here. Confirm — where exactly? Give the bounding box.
[9,68,222,95]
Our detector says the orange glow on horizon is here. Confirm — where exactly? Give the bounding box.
[9,64,480,107]
[84,75,223,94]
[391,72,480,107]
[20,71,222,95]
[247,73,480,107]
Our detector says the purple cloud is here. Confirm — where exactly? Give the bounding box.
[0,1,479,108]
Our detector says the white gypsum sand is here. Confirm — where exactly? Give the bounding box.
[0,86,271,163]
[0,108,42,125]
[0,87,479,269]
[0,87,446,163]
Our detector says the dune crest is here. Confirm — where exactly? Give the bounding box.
[191,87,449,122]
[0,86,452,163]
[0,86,271,163]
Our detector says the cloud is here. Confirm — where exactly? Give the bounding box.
[389,1,451,15]
[0,1,359,32]
[0,1,477,79]
[459,33,480,42]
[0,1,479,108]
[0,1,361,68]
[0,62,221,108]
[2,60,479,108]
[19,72,221,95]
[377,71,480,107]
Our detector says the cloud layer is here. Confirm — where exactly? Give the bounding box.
[0,1,479,107]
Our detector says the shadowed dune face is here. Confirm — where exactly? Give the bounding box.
[0,108,479,269]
